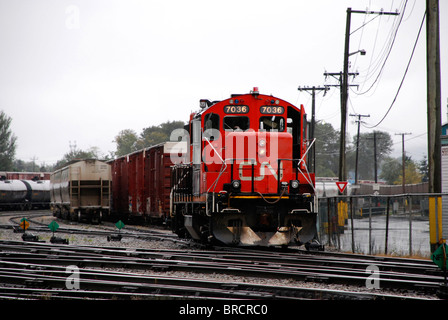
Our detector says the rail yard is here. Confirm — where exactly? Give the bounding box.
[0,87,447,308]
[0,210,444,302]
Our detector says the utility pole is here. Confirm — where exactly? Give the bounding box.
[69,140,77,153]
[323,71,359,186]
[366,132,385,183]
[350,113,370,184]
[426,0,442,194]
[298,85,330,173]
[396,133,412,193]
[373,132,378,183]
[324,7,399,189]
[367,132,381,183]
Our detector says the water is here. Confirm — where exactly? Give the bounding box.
[322,213,431,257]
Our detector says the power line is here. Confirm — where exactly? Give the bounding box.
[355,0,408,95]
[324,7,399,186]
[298,86,330,172]
[363,10,426,129]
[354,1,409,94]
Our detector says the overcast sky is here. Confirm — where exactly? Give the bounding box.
[0,0,446,167]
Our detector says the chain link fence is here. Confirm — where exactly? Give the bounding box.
[317,194,446,257]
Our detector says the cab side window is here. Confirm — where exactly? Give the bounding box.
[203,113,220,141]
[287,106,301,160]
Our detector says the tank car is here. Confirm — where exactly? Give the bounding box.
[22,180,50,209]
[50,159,111,223]
[170,88,321,248]
[0,180,28,210]
[0,179,50,210]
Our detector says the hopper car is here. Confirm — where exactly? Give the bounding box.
[50,159,111,223]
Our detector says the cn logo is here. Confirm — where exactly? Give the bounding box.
[238,161,283,181]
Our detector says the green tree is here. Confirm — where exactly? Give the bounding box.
[113,121,186,157]
[114,129,139,157]
[13,159,54,172]
[348,131,393,181]
[137,120,185,149]
[394,157,422,185]
[314,121,340,177]
[418,156,429,182]
[0,111,17,170]
[55,145,104,169]
[379,157,401,184]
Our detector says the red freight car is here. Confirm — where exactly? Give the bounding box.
[0,172,50,180]
[110,141,187,222]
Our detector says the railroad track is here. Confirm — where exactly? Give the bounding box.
[0,210,183,243]
[0,259,392,301]
[0,239,443,300]
[0,211,445,300]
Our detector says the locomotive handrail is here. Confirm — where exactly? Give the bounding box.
[275,138,316,195]
[204,137,227,194]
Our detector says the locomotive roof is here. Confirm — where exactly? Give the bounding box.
[196,87,300,117]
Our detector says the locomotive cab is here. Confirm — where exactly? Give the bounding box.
[171,88,321,249]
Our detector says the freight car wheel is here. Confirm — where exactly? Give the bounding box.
[91,212,102,225]
[172,207,188,238]
[61,208,69,220]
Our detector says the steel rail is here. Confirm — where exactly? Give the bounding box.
[0,240,443,297]
[0,261,433,301]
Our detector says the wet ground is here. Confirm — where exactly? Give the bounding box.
[322,213,431,257]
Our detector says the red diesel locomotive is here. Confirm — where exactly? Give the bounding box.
[170,88,320,248]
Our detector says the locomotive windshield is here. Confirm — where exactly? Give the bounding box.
[223,116,250,131]
[259,116,285,132]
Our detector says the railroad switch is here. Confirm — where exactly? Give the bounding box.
[22,233,41,242]
[50,236,69,244]
[13,226,25,233]
[305,241,325,251]
[107,233,122,241]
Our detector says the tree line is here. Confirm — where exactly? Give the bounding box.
[314,121,428,184]
[0,109,428,185]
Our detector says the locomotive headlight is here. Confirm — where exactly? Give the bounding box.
[259,148,266,157]
[259,139,266,147]
[289,180,299,194]
[231,180,241,192]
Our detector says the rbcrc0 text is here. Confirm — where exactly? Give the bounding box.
[223,304,268,315]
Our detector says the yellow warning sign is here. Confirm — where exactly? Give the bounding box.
[19,218,29,231]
